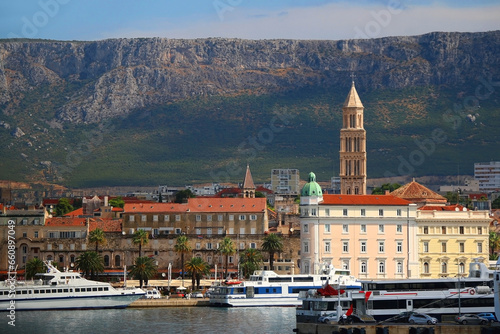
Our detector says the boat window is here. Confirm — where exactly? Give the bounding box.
[269,277,292,283]
[58,289,63,293]
[21,290,28,294]
[104,287,109,291]
[293,277,314,282]
[75,288,80,292]
[52,289,57,293]
[87,288,92,292]
[39,290,45,294]
[64,289,69,293]
[34,290,39,294]
[93,287,98,291]
[98,287,103,291]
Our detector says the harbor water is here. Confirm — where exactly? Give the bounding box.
[2,307,296,334]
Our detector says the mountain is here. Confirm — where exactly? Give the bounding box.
[0,31,499,188]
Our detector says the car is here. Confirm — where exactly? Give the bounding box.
[145,289,161,299]
[318,312,338,324]
[190,292,204,298]
[477,313,497,322]
[385,311,419,323]
[455,314,488,325]
[338,314,376,325]
[408,313,438,325]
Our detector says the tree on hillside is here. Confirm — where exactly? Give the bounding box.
[54,198,73,216]
[175,189,195,203]
[218,237,235,278]
[174,235,192,279]
[89,228,106,252]
[129,256,158,288]
[25,258,46,280]
[240,248,263,278]
[372,183,401,195]
[133,229,149,257]
[261,233,284,271]
[108,196,125,208]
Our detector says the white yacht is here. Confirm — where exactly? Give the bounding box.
[0,261,145,311]
[209,264,361,307]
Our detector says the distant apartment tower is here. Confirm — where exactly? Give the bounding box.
[474,161,500,192]
[271,169,300,196]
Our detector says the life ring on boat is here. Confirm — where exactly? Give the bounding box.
[469,289,475,295]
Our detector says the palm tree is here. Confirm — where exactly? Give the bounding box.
[174,235,191,279]
[490,231,500,258]
[133,229,149,257]
[261,233,284,271]
[218,237,235,279]
[129,256,158,288]
[240,248,263,278]
[185,257,209,290]
[89,228,106,252]
[25,258,46,280]
[76,251,104,280]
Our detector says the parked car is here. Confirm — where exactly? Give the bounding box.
[145,289,161,299]
[190,292,204,298]
[338,314,376,325]
[408,313,438,325]
[318,312,338,324]
[477,313,497,322]
[385,311,419,323]
[455,314,488,325]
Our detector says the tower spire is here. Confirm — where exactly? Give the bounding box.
[242,164,256,198]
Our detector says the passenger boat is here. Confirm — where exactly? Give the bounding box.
[297,259,495,323]
[0,261,145,311]
[209,264,361,307]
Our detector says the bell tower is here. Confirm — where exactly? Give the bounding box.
[339,81,366,195]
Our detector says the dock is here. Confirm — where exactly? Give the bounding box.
[128,297,210,308]
[294,323,500,334]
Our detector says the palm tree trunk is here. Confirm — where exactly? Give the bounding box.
[181,253,184,279]
[225,254,229,278]
[269,252,274,271]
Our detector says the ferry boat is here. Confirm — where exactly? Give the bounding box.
[0,261,145,311]
[209,264,361,307]
[297,259,495,323]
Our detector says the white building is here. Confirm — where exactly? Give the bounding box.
[475,161,500,193]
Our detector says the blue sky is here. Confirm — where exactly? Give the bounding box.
[1,0,500,41]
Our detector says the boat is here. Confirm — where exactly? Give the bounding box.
[209,263,361,307]
[0,261,145,311]
[297,259,495,323]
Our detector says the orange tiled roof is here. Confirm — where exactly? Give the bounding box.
[390,180,447,203]
[419,204,467,211]
[89,218,122,232]
[64,207,84,217]
[321,194,411,206]
[124,197,267,213]
[46,217,87,227]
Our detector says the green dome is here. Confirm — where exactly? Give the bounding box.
[301,172,323,197]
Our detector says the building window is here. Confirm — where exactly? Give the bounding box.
[459,242,465,253]
[207,228,212,235]
[303,241,309,253]
[396,241,402,253]
[442,242,447,253]
[250,215,257,220]
[360,241,366,253]
[141,215,147,222]
[311,208,317,216]
[196,243,201,250]
[343,209,348,216]
[342,261,349,270]
[396,225,402,233]
[303,224,309,233]
[325,209,330,216]
[195,228,201,235]
[218,215,223,221]
[378,261,385,274]
[23,232,27,238]
[360,209,366,216]
[324,241,331,253]
[478,227,483,235]
[34,231,39,238]
[360,224,366,233]
[397,261,403,274]
[239,215,246,221]
[441,262,447,274]
[459,262,465,274]
[423,242,429,253]
[360,261,367,273]
[196,215,201,222]
[153,215,158,222]
[207,215,212,222]
[378,241,385,253]
[423,262,429,274]
[114,255,121,267]
[378,224,384,233]
[342,224,348,233]
[423,226,428,234]
[240,227,245,234]
[164,215,170,221]
[325,224,331,233]
[104,255,110,267]
[379,209,384,216]
[343,241,349,253]
[250,243,256,249]
[175,215,181,222]
[129,215,135,222]
[459,226,464,234]
[229,215,234,221]
[206,243,213,250]
[397,209,402,216]
[478,242,483,253]
[442,226,446,234]
[218,227,224,235]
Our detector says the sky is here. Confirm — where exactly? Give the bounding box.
[1,0,500,41]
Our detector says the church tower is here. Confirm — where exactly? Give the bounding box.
[339,81,367,195]
[242,165,256,198]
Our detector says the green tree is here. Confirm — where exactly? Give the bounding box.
[174,189,195,203]
[444,192,459,204]
[76,251,104,280]
[371,183,401,195]
[25,258,46,280]
[185,257,209,290]
[129,256,158,288]
[490,231,500,258]
[240,248,263,278]
[218,237,236,278]
[108,196,125,208]
[54,198,74,216]
[492,197,500,209]
[261,233,284,271]
[89,228,106,252]
[174,235,192,279]
[133,229,149,257]
[255,191,265,198]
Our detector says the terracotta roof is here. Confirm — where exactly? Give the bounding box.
[256,186,273,194]
[468,193,488,200]
[46,217,87,227]
[89,218,122,232]
[390,180,447,203]
[124,197,267,213]
[64,207,84,217]
[419,204,468,211]
[321,194,411,206]
[243,165,256,189]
